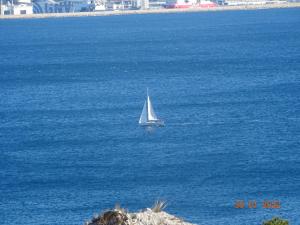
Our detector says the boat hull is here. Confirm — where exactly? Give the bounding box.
[139,120,165,127]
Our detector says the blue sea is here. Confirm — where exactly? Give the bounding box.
[0,8,300,225]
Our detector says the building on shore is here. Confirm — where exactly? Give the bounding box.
[32,0,96,13]
[140,0,149,8]
[0,0,33,15]
[94,0,105,10]
[165,0,216,8]
[31,0,150,12]
[0,0,229,14]
[148,0,166,8]
[106,0,140,10]
[105,0,151,10]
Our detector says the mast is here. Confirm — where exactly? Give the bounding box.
[147,88,150,121]
[147,87,149,98]
[147,88,158,121]
[146,87,149,121]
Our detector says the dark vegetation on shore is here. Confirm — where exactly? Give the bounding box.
[263,217,289,225]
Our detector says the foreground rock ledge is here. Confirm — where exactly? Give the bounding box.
[85,208,195,225]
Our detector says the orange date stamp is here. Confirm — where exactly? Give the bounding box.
[234,200,280,209]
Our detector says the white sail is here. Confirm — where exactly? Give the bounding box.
[139,89,164,127]
[139,101,148,124]
[147,96,158,121]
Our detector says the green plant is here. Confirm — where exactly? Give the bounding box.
[263,217,289,225]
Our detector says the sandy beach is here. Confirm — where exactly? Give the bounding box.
[0,2,300,19]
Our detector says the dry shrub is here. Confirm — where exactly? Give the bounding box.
[151,200,167,213]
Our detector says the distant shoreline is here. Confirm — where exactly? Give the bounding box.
[1,3,300,19]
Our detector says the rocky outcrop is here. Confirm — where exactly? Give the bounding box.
[85,203,195,225]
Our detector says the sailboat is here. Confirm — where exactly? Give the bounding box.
[139,89,164,127]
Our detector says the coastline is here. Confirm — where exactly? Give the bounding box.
[0,2,300,19]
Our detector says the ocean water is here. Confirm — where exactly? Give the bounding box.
[0,8,300,225]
